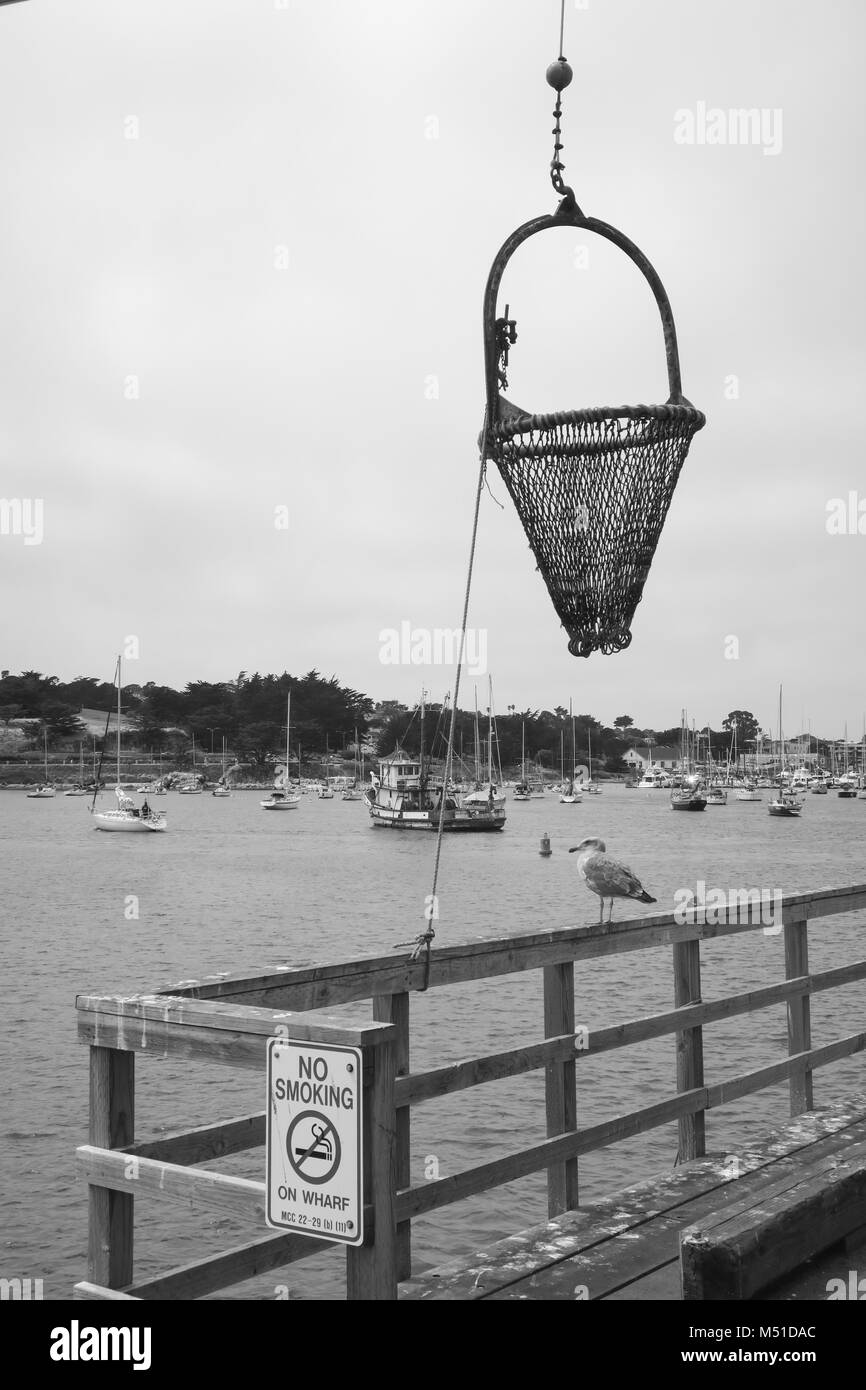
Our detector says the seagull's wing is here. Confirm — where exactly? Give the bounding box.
[586,854,647,899]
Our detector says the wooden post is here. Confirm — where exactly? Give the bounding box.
[88,1046,135,1288]
[373,992,411,1281]
[673,940,705,1161]
[346,1036,397,1299]
[543,962,578,1215]
[784,917,813,1115]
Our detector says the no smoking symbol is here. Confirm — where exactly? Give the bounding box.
[286,1110,341,1185]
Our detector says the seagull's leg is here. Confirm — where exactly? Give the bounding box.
[598,897,604,925]
[607,899,614,924]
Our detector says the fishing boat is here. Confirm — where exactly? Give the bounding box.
[705,785,727,805]
[637,765,670,789]
[768,688,803,818]
[261,692,300,810]
[365,697,505,831]
[91,657,167,832]
[26,729,55,798]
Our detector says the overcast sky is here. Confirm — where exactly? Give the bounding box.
[1,0,864,739]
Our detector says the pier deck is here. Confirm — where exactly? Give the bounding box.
[74,883,866,1300]
[401,1098,866,1300]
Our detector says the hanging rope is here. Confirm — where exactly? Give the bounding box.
[405,413,490,991]
[547,1,577,209]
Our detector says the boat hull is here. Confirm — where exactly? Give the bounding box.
[92,812,167,832]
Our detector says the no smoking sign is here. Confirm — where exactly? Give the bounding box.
[266,1039,363,1245]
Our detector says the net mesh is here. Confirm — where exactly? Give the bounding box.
[488,400,706,656]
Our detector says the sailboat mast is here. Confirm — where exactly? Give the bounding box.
[487,677,493,786]
[286,690,291,775]
[116,654,122,786]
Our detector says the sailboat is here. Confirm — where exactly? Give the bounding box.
[462,679,506,809]
[342,727,364,800]
[671,710,707,810]
[317,734,335,798]
[178,731,203,793]
[559,702,582,803]
[586,724,602,794]
[27,727,56,798]
[261,692,300,810]
[513,721,531,801]
[212,736,232,796]
[65,742,92,795]
[768,687,803,817]
[91,657,167,832]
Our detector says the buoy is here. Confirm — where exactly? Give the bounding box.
[540,832,552,857]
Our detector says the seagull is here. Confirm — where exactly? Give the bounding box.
[568,837,657,924]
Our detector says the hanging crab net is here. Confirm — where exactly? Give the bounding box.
[481,59,705,657]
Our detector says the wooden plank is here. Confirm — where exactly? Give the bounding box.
[74,1283,141,1301]
[397,962,866,1109]
[123,1113,265,1165]
[149,885,866,1007]
[395,1088,707,1223]
[401,1100,866,1300]
[77,993,395,1048]
[785,919,813,1115]
[88,1048,134,1289]
[78,1145,268,1225]
[127,1231,334,1300]
[347,1037,398,1299]
[543,962,578,1215]
[705,1031,866,1110]
[681,1140,866,1299]
[673,940,705,1161]
[374,992,411,1280]
[495,1132,866,1302]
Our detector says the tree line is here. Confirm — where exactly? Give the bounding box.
[0,670,819,772]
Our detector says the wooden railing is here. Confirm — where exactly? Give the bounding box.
[74,883,866,1300]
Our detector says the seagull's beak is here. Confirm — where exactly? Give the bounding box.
[568,846,580,853]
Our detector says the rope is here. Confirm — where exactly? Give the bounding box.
[409,413,490,991]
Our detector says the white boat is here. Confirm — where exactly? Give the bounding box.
[585,726,602,793]
[559,702,582,803]
[637,765,671,789]
[736,782,762,802]
[261,691,300,810]
[91,656,167,833]
[27,729,55,797]
[705,786,727,805]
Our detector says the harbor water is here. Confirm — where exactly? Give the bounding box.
[1,786,864,1299]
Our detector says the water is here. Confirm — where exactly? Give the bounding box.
[1,786,864,1299]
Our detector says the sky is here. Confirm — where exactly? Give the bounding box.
[1,0,864,740]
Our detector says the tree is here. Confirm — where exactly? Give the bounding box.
[723,710,760,749]
[614,715,635,732]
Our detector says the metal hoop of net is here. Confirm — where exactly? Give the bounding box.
[482,209,706,657]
